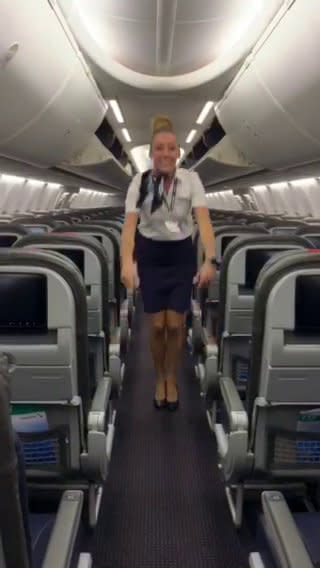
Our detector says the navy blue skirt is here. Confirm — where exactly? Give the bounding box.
[135,232,197,314]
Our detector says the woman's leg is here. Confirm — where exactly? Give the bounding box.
[149,311,167,400]
[165,310,185,402]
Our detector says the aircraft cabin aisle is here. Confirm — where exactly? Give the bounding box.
[1,1,320,568]
[92,302,252,568]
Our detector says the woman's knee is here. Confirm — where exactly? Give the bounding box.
[166,311,184,336]
[150,312,166,336]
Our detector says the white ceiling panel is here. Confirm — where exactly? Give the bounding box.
[101,20,157,74]
[66,0,270,76]
[176,0,241,22]
[77,0,157,22]
[58,0,283,165]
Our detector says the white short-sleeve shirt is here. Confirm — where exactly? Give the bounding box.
[125,168,207,241]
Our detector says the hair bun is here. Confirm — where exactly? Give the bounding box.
[152,115,173,135]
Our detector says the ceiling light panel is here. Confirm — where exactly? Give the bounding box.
[186,129,196,144]
[196,101,214,125]
[1,174,25,184]
[122,128,132,142]
[109,99,124,123]
[290,177,317,187]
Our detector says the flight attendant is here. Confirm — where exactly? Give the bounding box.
[121,116,216,410]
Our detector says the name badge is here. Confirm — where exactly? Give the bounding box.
[165,221,181,234]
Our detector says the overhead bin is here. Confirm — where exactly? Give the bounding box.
[0,0,105,168]
[60,135,132,190]
[193,136,259,187]
[216,0,320,171]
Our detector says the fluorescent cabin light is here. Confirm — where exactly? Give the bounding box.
[269,182,287,190]
[1,174,25,184]
[186,129,197,144]
[47,183,61,189]
[252,185,266,191]
[196,101,214,125]
[290,177,316,187]
[109,99,124,123]
[122,128,131,142]
[27,178,45,186]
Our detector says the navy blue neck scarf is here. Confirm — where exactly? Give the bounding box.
[136,169,172,214]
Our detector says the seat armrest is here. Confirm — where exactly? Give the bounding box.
[262,491,313,568]
[191,299,206,353]
[249,553,266,568]
[43,490,83,568]
[88,376,112,432]
[77,553,93,567]
[220,376,248,431]
[191,299,202,321]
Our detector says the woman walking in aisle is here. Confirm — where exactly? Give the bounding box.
[121,116,216,410]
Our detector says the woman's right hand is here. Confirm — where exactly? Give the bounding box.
[121,259,136,291]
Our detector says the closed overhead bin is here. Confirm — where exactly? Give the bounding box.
[216,0,320,170]
[0,0,105,168]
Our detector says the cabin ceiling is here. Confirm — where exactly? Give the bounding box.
[73,0,262,77]
[59,0,282,171]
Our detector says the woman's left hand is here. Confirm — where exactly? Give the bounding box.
[196,261,216,287]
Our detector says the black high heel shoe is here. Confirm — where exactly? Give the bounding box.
[167,399,179,411]
[153,398,167,409]
[166,385,179,411]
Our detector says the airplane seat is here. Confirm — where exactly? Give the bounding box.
[53,224,131,394]
[249,491,318,568]
[295,226,320,249]
[14,234,112,394]
[216,250,320,528]
[0,223,29,247]
[0,356,92,568]
[217,235,309,376]
[191,226,269,400]
[0,249,113,528]
[203,236,309,429]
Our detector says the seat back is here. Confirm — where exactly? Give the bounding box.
[295,226,320,248]
[218,235,309,383]
[0,249,90,479]
[0,365,30,568]
[54,224,119,311]
[204,225,269,304]
[14,234,110,386]
[0,224,29,247]
[248,251,320,477]
[215,225,270,265]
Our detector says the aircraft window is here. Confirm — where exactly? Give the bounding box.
[0,274,47,333]
[296,275,320,332]
[0,235,18,247]
[245,249,287,290]
[51,248,84,276]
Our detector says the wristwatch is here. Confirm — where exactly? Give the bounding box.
[206,256,218,266]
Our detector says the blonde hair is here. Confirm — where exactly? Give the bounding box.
[152,115,174,136]
[150,115,177,154]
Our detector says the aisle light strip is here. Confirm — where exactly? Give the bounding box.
[196,101,214,125]
[122,128,131,142]
[109,100,124,123]
[186,129,197,144]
